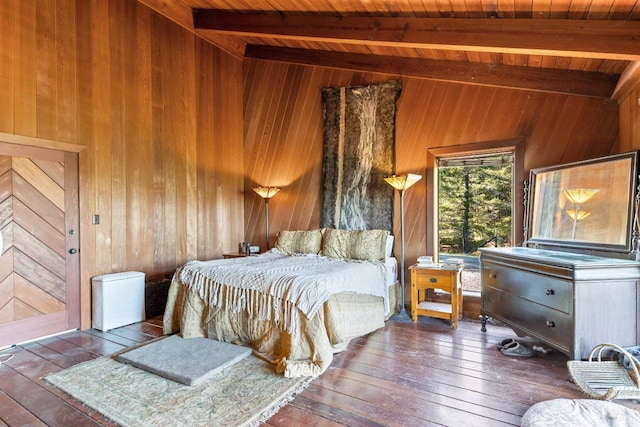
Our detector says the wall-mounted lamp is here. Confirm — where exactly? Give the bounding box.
[383,173,422,321]
[253,186,281,250]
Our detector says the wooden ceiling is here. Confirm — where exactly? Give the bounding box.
[139,0,640,99]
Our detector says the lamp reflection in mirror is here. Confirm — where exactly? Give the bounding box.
[253,186,281,250]
[563,188,599,240]
[383,173,422,321]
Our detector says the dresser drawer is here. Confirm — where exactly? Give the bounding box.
[483,289,572,352]
[482,262,572,314]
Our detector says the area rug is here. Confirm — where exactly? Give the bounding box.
[45,353,313,427]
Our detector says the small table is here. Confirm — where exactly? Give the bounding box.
[410,264,463,329]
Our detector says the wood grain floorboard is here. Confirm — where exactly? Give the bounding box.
[1,316,639,426]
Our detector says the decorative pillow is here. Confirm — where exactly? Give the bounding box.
[275,229,323,255]
[385,235,394,258]
[322,229,390,261]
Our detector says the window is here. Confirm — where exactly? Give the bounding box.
[426,139,524,293]
[438,153,513,291]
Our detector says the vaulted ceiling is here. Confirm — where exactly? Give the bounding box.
[139,0,640,100]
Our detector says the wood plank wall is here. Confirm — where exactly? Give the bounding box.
[1,0,244,328]
[619,83,640,152]
[242,59,621,274]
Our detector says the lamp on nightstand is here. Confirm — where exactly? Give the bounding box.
[253,186,281,250]
[384,173,422,322]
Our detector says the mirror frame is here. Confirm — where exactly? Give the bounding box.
[525,151,639,256]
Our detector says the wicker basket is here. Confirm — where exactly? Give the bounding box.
[567,343,640,400]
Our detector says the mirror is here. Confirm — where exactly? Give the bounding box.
[526,151,638,255]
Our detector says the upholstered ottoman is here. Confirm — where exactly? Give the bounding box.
[521,399,640,427]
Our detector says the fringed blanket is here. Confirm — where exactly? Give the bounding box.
[177,251,387,334]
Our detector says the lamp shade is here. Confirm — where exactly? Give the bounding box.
[253,186,280,199]
[383,173,422,191]
[566,209,592,221]
[562,188,599,205]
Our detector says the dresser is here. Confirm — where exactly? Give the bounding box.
[480,247,640,360]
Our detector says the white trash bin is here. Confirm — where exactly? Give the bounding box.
[92,271,145,331]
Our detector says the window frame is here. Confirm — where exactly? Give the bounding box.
[426,138,525,263]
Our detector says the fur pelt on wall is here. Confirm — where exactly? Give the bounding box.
[320,80,401,232]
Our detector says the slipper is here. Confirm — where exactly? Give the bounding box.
[497,338,516,350]
[500,341,535,357]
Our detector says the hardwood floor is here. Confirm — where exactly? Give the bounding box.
[0,316,637,426]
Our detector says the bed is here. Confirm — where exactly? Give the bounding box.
[163,228,400,377]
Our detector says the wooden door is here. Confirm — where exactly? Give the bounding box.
[0,143,79,348]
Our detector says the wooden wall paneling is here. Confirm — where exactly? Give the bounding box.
[260,66,304,244]
[108,0,128,272]
[244,60,283,247]
[592,103,619,154]
[0,2,14,132]
[447,85,485,142]
[125,2,153,273]
[14,0,37,136]
[281,67,326,231]
[618,95,631,152]
[563,101,613,162]
[474,89,520,141]
[35,0,57,140]
[211,49,244,256]
[75,0,103,327]
[2,0,248,328]
[618,85,640,152]
[152,13,174,273]
[178,26,198,265]
[153,16,197,271]
[54,0,77,143]
[242,59,620,277]
[195,39,215,259]
[521,95,569,171]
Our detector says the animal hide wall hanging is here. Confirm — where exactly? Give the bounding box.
[320,80,402,231]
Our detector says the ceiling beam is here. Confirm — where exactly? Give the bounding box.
[245,45,618,98]
[194,11,640,61]
[611,61,640,104]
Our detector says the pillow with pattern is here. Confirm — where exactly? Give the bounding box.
[275,229,323,255]
[322,228,390,261]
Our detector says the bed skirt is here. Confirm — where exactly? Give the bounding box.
[164,278,400,377]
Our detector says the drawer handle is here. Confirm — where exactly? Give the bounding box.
[545,289,555,296]
[546,320,555,328]
[489,273,497,279]
[429,277,437,283]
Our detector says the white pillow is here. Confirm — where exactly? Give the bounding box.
[385,235,394,257]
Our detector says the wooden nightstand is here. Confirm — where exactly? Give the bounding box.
[410,264,463,329]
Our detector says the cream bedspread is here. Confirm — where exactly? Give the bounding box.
[163,252,391,377]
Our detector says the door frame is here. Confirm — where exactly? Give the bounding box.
[0,132,83,347]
